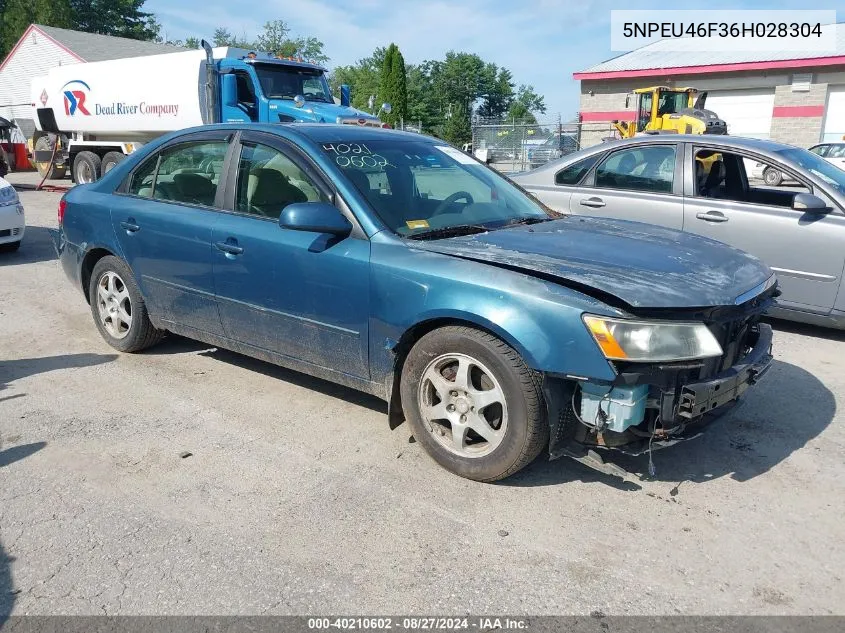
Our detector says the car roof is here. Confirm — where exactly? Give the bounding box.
[177,122,436,145]
[514,134,813,180]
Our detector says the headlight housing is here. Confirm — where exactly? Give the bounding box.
[0,185,19,207]
[583,315,723,362]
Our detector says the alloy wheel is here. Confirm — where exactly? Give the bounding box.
[96,271,132,339]
[418,352,508,458]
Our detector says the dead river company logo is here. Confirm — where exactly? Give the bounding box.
[60,80,179,118]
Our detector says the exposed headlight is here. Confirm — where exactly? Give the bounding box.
[583,315,723,362]
[0,185,18,207]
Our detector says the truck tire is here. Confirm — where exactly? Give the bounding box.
[400,326,548,481]
[101,151,125,174]
[33,136,67,180]
[88,256,164,353]
[73,151,102,184]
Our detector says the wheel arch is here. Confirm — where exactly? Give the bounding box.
[80,247,119,303]
[385,313,539,430]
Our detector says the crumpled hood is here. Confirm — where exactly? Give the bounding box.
[410,216,774,309]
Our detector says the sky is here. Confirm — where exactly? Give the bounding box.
[146,0,840,120]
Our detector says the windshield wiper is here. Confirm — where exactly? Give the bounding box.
[405,224,489,241]
[500,216,552,228]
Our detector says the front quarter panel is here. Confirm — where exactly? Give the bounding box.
[368,238,622,384]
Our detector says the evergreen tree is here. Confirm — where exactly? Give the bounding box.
[378,43,408,127]
[1,0,73,58]
[70,0,160,41]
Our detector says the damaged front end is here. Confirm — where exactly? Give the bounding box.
[546,281,777,479]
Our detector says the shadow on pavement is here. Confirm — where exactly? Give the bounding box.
[153,335,388,415]
[0,537,14,620]
[765,316,845,342]
[0,226,57,266]
[0,441,46,468]
[503,359,834,488]
[0,353,117,394]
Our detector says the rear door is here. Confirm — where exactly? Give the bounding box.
[568,143,685,230]
[682,143,845,313]
[112,131,231,335]
[211,131,371,378]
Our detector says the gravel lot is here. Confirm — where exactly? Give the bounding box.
[1,172,843,616]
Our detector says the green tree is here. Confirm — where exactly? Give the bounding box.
[378,43,407,127]
[212,27,251,48]
[507,84,546,122]
[184,36,200,49]
[254,19,289,54]
[329,47,386,111]
[477,66,514,120]
[442,102,471,146]
[1,0,73,57]
[70,0,160,41]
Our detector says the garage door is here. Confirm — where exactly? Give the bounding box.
[705,89,775,139]
[822,86,845,143]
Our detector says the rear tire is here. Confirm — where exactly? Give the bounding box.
[763,167,783,186]
[73,151,102,184]
[0,241,20,251]
[33,135,67,180]
[400,326,548,481]
[88,256,164,353]
[101,151,125,174]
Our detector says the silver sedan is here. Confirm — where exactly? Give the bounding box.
[513,135,845,329]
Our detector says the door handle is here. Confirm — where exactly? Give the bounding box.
[120,220,140,233]
[215,240,244,255]
[696,211,729,223]
[580,197,606,209]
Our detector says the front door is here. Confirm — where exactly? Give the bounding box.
[211,132,371,378]
[111,133,230,335]
[682,146,845,313]
[568,143,685,230]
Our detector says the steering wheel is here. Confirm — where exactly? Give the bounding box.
[432,191,474,216]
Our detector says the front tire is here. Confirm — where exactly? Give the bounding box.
[400,326,548,481]
[0,241,20,251]
[88,256,163,353]
[763,167,783,186]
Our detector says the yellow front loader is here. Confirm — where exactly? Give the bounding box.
[613,87,727,138]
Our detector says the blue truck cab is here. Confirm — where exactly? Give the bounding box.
[211,47,389,127]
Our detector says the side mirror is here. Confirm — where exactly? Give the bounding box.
[340,84,351,107]
[221,73,238,108]
[625,94,631,109]
[793,192,831,214]
[280,202,353,236]
[293,95,306,108]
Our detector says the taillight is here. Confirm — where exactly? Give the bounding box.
[58,198,67,225]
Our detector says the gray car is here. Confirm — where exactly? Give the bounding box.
[513,135,845,329]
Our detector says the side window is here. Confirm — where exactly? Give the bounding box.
[235,143,328,219]
[153,141,228,207]
[555,154,600,186]
[828,145,845,158]
[694,148,809,207]
[595,146,676,193]
[235,71,256,106]
[809,145,829,157]
[636,92,653,132]
[128,155,159,197]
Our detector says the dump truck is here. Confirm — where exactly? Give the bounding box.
[29,42,390,182]
[613,86,727,139]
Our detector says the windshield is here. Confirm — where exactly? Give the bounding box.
[774,146,845,195]
[253,64,333,103]
[657,91,689,115]
[322,139,553,237]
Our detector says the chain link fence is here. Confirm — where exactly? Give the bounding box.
[471,117,618,173]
